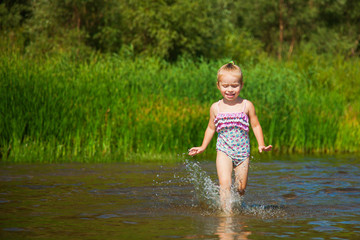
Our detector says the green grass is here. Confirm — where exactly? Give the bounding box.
[0,52,359,163]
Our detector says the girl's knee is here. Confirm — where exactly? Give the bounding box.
[218,176,231,189]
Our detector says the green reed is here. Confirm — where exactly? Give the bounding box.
[0,52,359,162]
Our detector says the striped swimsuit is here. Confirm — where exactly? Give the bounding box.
[214,100,250,167]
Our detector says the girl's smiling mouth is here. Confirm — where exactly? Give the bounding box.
[226,93,236,98]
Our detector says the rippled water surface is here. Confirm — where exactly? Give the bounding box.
[1,155,359,239]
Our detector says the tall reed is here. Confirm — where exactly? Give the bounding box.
[0,52,359,162]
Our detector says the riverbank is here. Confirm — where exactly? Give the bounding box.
[1,52,359,162]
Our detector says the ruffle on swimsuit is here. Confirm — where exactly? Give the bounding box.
[214,112,249,133]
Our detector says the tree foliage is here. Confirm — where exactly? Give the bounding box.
[233,0,360,58]
[0,0,359,60]
[118,0,229,60]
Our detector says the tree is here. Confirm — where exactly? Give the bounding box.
[23,0,123,56]
[1,0,359,59]
[233,0,318,58]
[14,0,232,60]
[312,0,360,56]
[119,0,230,60]
[231,0,359,57]
[0,0,31,51]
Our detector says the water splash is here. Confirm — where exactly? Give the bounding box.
[184,159,220,211]
[184,160,247,213]
[152,158,286,218]
[183,159,286,218]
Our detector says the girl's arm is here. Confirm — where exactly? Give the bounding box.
[247,101,272,153]
[188,104,216,156]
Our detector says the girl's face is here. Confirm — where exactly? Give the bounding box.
[217,73,242,102]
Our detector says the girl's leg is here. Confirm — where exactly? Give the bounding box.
[216,151,233,213]
[234,157,249,196]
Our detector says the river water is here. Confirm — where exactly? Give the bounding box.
[0,155,359,239]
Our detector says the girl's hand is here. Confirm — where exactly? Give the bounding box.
[188,147,205,156]
[258,145,272,153]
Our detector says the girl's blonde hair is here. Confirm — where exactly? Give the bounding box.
[217,62,243,88]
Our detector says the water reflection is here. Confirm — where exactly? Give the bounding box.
[215,216,251,240]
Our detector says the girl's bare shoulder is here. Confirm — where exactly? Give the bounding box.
[245,99,254,107]
[244,99,255,114]
[210,101,219,116]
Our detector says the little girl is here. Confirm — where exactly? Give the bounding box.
[188,62,272,213]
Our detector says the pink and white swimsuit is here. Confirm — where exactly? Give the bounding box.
[214,100,250,167]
